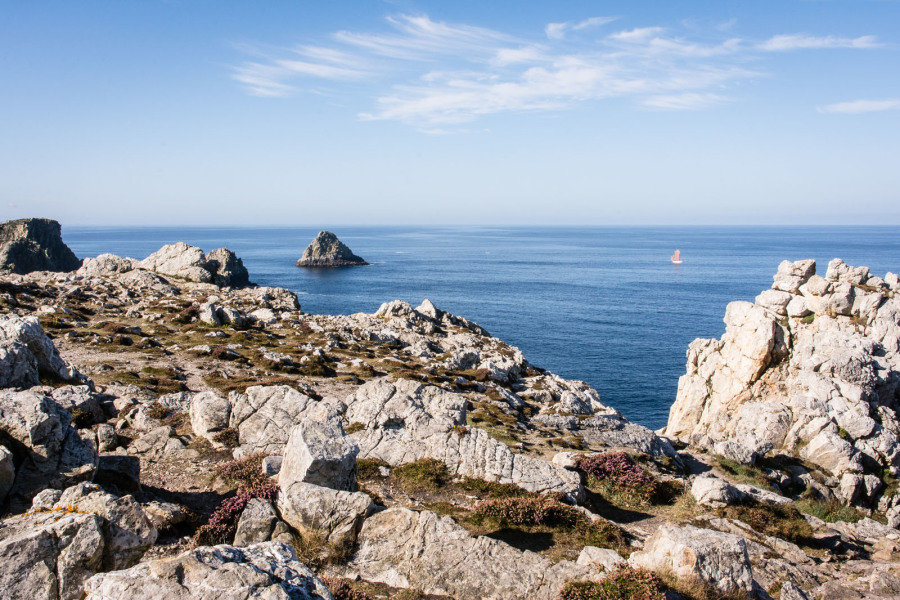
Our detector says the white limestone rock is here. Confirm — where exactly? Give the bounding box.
[140,242,212,283]
[773,259,815,293]
[83,542,333,600]
[0,314,77,384]
[628,523,754,595]
[691,474,745,508]
[189,391,231,444]
[277,480,374,547]
[280,420,359,492]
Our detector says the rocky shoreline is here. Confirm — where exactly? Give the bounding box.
[0,220,898,600]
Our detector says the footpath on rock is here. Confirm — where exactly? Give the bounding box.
[0,219,899,600]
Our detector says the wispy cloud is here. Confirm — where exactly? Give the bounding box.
[758,33,880,51]
[818,98,900,113]
[231,14,883,129]
[545,16,618,40]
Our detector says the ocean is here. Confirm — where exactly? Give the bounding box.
[63,226,900,431]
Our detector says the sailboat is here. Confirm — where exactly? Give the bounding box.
[671,249,683,264]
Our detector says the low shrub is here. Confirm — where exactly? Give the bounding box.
[558,565,665,600]
[320,577,374,600]
[345,421,366,434]
[457,477,532,499]
[212,427,240,448]
[215,453,269,488]
[146,402,171,420]
[473,495,579,528]
[393,458,450,492]
[194,453,275,545]
[716,500,814,545]
[357,457,390,479]
[577,452,658,502]
[795,497,863,524]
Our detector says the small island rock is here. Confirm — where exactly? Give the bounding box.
[296,231,368,267]
[0,218,81,274]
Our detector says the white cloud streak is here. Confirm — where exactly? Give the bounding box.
[231,14,882,129]
[758,33,880,51]
[818,98,900,114]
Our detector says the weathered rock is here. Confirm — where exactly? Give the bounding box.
[0,389,98,511]
[206,247,252,288]
[0,218,81,274]
[142,501,188,533]
[0,314,76,384]
[691,474,745,508]
[83,542,334,600]
[0,444,14,502]
[0,339,39,387]
[140,242,212,283]
[341,507,596,600]
[189,391,231,444]
[228,385,326,456]
[48,385,105,425]
[628,523,754,594]
[296,231,368,267]
[277,481,374,547]
[54,482,157,570]
[576,546,626,572]
[94,454,141,492]
[280,420,358,492]
[780,581,811,600]
[96,423,117,452]
[262,454,283,477]
[664,259,900,507]
[773,259,816,293]
[345,378,582,498]
[233,497,279,546]
[76,253,137,278]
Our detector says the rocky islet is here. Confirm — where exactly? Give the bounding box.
[0,218,898,599]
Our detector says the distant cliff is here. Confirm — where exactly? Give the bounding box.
[0,218,81,274]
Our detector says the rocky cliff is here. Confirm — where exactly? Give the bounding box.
[665,259,900,520]
[0,218,81,274]
[296,231,368,267]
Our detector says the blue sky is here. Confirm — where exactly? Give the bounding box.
[1,0,898,225]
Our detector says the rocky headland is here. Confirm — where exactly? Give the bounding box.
[0,218,81,274]
[0,220,898,600]
[297,231,368,267]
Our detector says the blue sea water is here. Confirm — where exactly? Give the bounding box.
[63,226,900,431]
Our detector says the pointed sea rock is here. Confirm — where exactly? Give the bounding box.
[296,231,368,267]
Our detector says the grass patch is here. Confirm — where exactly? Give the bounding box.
[713,455,772,489]
[795,497,864,524]
[716,500,814,545]
[393,458,451,493]
[558,566,665,600]
[345,421,366,434]
[357,457,390,480]
[656,571,750,600]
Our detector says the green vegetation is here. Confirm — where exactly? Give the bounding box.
[795,497,863,524]
[716,500,814,545]
[558,566,665,600]
[393,458,451,493]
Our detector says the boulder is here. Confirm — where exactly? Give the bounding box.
[0,389,98,511]
[228,385,326,456]
[277,480,374,546]
[76,253,137,278]
[0,218,81,274]
[189,391,231,444]
[83,542,333,600]
[691,474,745,508]
[772,259,815,293]
[576,546,626,572]
[280,420,359,492]
[140,242,212,283]
[54,482,157,570]
[780,581,811,600]
[206,247,252,288]
[628,523,754,595]
[341,507,595,600]
[0,339,39,388]
[233,497,280,547]
[346,378,582,498]
[0,314,76,384]
[296,231,368,267]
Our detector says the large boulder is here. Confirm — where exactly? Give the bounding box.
[0,314,76,385]
[279,420,359,491]
[0,218,81,274]
[76,253,137,278]
[340,507,596,600]
[189,391,231,444]
[228,385,329,456]
[0,482,156,600]
[277,481,374,547]
[628,523,754,595]
[83,542,334,600]
[296,231,368,267]
[345,379,582,498]
[0,389,98,511]
[206,247,251,288]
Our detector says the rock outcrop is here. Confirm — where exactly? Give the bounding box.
[0,314,78,386]
[139,242,252,287]
[83,542,333,600]
[338,507,596,600]
[0,218,81,274]
[0,389,98,511]
[296,231,368,267]
[664,258,900,509]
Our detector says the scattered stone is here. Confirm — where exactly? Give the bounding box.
[296,231,368,267]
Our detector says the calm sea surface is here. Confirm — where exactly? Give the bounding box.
[63,226,900,430]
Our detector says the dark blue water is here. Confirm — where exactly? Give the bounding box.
[63,226,900,430]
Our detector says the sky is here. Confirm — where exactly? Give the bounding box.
[1,0,899,226]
